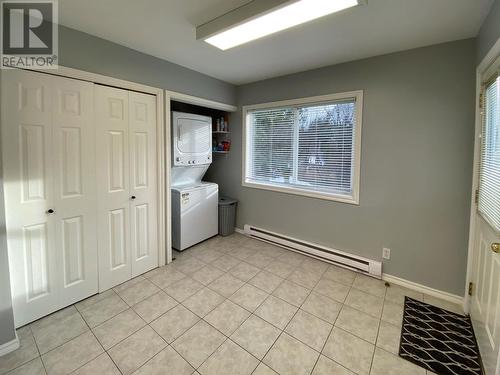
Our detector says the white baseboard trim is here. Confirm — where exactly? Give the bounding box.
[236,227,464,306]
[382,273,464,306]
[0,333,19,357]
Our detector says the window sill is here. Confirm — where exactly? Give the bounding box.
[242,180,359,205]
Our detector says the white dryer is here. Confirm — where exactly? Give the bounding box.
[172,111,212,165]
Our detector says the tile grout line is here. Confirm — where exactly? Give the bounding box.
[276,260,330,374]
[96,313,147,349]
[167,241,430,373]
[182,275,277,371]
[95,296,172,375]
[309,301,344,374]
[45,278,291,373]
[298,267,340,375]
[35,309,101,374]
[75,289,119,313]
[115,332,168,375]
[367,286,389,375]
[71,306,114,375]
[194,276,280,373]
[190,238,368,374]
[252,258,328,374]
[79,291,129,329]
[20,325,48,375]
[72,280,177,374]
[7,235,438,375]
[146,317,200,370]
[304,272,391,373]
[10,240,247,373]
[189,249,295,374]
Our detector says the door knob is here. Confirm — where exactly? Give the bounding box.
[131,196,136,200]
[46,209,55,214]
[492,243,500,253]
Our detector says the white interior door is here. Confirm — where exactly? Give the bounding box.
[1,70,98,326]
[129,92,158,277]
[52,76,98,305]
[470,73,500,375]
[95,85,131,291]
[2,70,58,326]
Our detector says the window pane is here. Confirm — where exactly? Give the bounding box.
[246,96,358,200]
[479,76,500,231]
[250,108,295,184]
[297,102,355,193]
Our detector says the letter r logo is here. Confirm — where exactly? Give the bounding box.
[2,2,54,55]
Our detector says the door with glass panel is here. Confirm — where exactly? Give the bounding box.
[470,71,500,375]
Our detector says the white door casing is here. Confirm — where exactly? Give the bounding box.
[1,69,98,326]
[129,91,158,277]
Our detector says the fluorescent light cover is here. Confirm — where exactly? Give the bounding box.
[205,0,359,50]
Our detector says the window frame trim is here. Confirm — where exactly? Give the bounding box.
[241,90,364,205]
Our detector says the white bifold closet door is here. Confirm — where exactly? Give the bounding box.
[95,85,157,291]
[1,69,97,327]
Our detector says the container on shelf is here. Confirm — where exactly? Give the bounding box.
[212,117,230,155]
[213,139,231,153]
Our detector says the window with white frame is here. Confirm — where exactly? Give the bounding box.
[243,91,363,203]
[478,73,500,231]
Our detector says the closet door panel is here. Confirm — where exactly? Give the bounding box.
[1,70,58,327]
[129,92,157,277]
[95,85,131,291]
[52,76,97,304]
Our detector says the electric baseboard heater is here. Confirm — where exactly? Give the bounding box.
[244,224,382,278]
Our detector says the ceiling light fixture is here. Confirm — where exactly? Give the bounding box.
[197,0,363,51]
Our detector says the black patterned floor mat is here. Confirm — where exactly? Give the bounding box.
[399,297,482,375]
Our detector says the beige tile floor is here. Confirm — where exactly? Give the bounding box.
[0,233,463,375]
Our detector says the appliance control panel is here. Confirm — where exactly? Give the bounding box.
[174,154,211,166]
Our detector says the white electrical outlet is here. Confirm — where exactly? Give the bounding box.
[382,248,391,260]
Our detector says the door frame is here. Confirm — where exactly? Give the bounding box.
[12,65,169,267]
[464,36,500,314]
[164,90,237,264]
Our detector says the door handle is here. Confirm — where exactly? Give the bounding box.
[131,196,136,200]
[46,209,55,214]
[492,243,500,253]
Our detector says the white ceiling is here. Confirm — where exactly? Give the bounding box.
[59,0,494,85]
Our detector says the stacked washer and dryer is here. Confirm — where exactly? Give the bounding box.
[171,111,219,250]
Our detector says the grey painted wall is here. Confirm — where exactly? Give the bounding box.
[59,25,236,105]
[206,39,476,295]
[477,0,500,62]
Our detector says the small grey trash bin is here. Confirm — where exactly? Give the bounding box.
[218,196,238,236]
